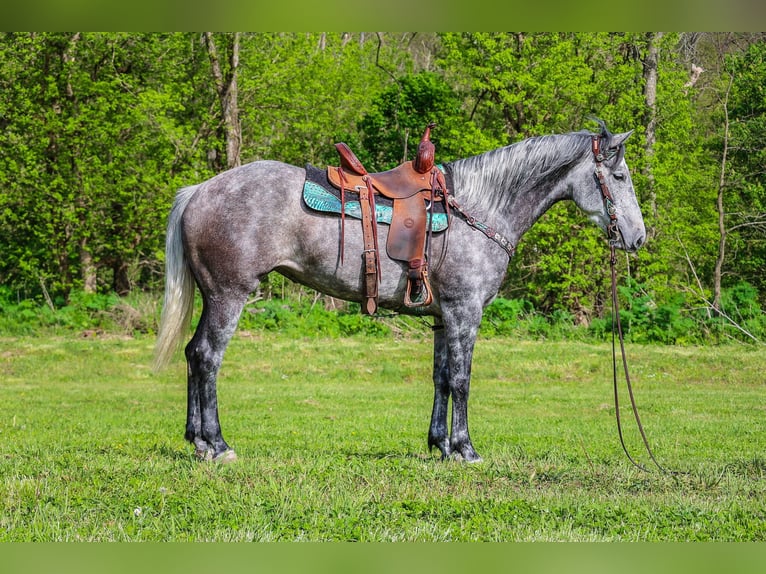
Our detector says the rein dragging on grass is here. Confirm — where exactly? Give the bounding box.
[608,243,678,475]
[593,134,678,475]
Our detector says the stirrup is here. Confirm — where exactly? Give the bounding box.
[404,271,433,307]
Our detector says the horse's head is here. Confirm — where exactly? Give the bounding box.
[573,125,646,252]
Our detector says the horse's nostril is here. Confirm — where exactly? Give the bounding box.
[635,236,644,249]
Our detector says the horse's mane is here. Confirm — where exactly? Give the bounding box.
[448,130,595,215]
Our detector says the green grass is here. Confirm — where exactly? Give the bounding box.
[0,333,765,541]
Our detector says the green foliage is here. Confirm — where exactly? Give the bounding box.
[0,33,205,297]
[239,33,400,167]
[510,203,611,319]
[611,279,699,345]
[480,297,579,340]
[0,288,116,334]
[1,286,762,346]
[706,281,766,342]
[438,33,646,140]
[480,297,532,334]
[239,298,391,339]
[722,42,766,296]
[0,32,764,339]
[0,288,157,335]
[357,71,499,169]
[585,279,766,345]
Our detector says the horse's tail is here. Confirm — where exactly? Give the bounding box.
[153,185,200,371]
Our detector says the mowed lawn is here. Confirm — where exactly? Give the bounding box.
[0,332,764,541]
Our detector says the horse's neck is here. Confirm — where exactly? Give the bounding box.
[451,147,574,245]
[503,182,569,243]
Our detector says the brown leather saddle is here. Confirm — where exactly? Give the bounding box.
[327,123,449,315]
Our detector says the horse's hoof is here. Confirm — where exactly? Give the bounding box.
[449,443,482,463]
[195,447,213,461]
[213,449,238,464]
[194,446,237,463]
[431,446,449,459]
[448,452,483,463]
[461,448,483,463]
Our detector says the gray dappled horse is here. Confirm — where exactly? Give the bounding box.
[154,122,646,463]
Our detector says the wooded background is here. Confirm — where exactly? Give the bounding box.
[0,32,764,336]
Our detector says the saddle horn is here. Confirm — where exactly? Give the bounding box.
[414,122,437,174]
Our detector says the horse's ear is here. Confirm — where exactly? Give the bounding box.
[609,130,635,149]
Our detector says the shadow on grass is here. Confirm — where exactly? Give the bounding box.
[148,443,199,462]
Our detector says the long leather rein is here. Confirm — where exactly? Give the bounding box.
[592,135,679,475]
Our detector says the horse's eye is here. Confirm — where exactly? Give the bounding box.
[613,172,625,181]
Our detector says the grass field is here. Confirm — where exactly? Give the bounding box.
[0,332,764,541]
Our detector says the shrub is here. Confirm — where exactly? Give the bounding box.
[0,288,156,335]
[0,283,762,346]
[480,298,533,337]
[704,281,766,342]
[239,298,391,338]
[611,279,699,344]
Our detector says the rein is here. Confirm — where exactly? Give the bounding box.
[592,135,678,475]
[445,194,516,258]
[436,163,516,259]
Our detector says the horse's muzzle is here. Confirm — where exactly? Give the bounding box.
[617,228,646,252]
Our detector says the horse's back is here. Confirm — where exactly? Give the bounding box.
[181,161,308,292]
[185,160,304,216]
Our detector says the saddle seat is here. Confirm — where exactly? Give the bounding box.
[327,128,448,315]
[330,144,439,200]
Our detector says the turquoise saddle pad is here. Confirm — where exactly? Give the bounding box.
[302,180,449,232]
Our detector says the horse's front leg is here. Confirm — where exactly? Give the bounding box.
[443,305,483,462]
[428,318,451,458]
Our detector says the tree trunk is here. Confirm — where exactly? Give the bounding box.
[642,32,662,228]
[79,237,97,293]
[713,74,734,312]
[63,32,97,294]
[204,32,241,170]
[112,260,131,295]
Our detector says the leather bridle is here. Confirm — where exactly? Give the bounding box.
[591,135,620,247]
[592,135,678,474]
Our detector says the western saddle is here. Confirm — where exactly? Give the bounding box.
[327,123,449,315]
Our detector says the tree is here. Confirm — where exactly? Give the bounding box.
[712,72,734,311]
[438,33,639,141]
[642,32,662,225]
[0,31,763,328]
[632,33,713,307]
[236,33,416,168]
[436,33,654,318]
[0,33,213,298]
[357,71,500,169]
[673,34,766,313]
[204,32,241,170]
[719,40,766,302]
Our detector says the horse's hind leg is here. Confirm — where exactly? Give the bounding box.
[185,292,247,462]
